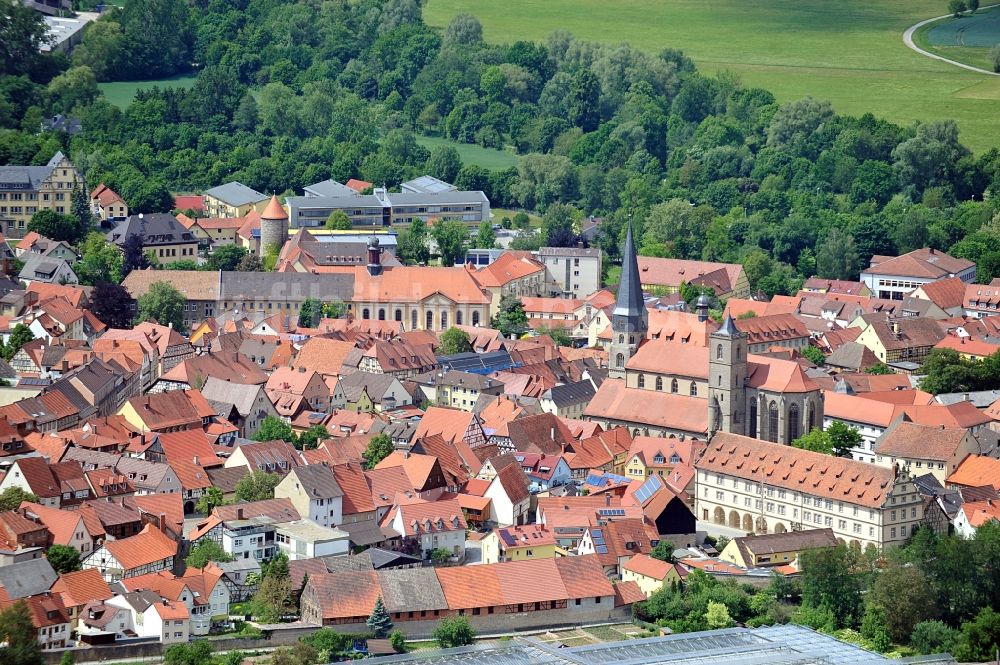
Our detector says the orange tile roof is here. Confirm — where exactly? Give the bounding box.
[614,580,646,606]
[948,455,1000,490]
[746,355,819,393]
[554,555,616,598]
[306,569,381,619]
[636,257,744,291]
[472,253,544,288]
[585,379,708,435]
[864,248,973,279]
[626,340,708,378]
[19,502,87,546]
[697,432,897,509]
[962,500,1000,528]
[352,265,490,305]
[413,406,474,444]
[935,335,1000,358]
[51,568,113,607]
[621,553,675,580]
[291,338,356,377]
[152,599,189,621]
[329,462,375,515]
[916,277,966,310]
[103,524,178,571]
[345,179,372,192]
[435,563,503,609]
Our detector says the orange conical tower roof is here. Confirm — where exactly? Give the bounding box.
[262,195,287,220]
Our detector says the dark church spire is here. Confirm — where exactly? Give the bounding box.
[613,221,647,333]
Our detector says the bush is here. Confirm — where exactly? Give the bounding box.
[910,620,958,655]
[433,616,475,648]
[389,629,406,652]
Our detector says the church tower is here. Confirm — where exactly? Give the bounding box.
[709,314,747,436]
[609,221,647,379]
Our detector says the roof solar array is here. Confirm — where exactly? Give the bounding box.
[597,508,626,517]
[633,474,663,505]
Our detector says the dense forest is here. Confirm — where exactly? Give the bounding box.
[3,0,1000,293]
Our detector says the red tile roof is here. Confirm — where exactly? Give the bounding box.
[103,524,177,571]
[697,432,897,509]
[948,455,1000,491]
[51,568,113,608]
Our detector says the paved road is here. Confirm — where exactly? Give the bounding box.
[902,5,1000,76]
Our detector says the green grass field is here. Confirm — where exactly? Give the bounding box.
[914,5,1000,72]
[98,74,198,109]
[424,0,1000,153]
[415,135,519,170]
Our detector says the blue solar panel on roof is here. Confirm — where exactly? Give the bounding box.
[634,475,662,504]
[595,545,608,554]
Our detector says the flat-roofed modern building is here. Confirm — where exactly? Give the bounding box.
[286,187,490,230]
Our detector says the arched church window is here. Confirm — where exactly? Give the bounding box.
[616,353,624,368]
[690,382,697,396]
[789,403,800,442]
[768,401,779,442]
[670,379,678,393]
[638,374,645,388]
[716,344,723,360]
[655,377,663,391]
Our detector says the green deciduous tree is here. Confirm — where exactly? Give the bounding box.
[325,210,352,231]
[297,298,321,328]
[704,601,734,629]
[1,324,32,362]
[248,553,294,623]
[425,147,462,184]
[536,325,572,347]
[868,561,935,643]
[439,327,472,355]
[367,596,393,638]
[954,607,1000,662]
[473,220,496,249]
[398,219,430,265]
[799,544,862,628]
[800,345,826,366]
[815,229,860,280]
[492,296,528,337]
[185,539,233,569]
[650,539,676,563]
[296,424,329,451]
[46,65,99,114]
[389,629,406,653]
[0,600,42,665]
[194,487,224,516]
[207,245,247,271]
[948,0,967,16]
[236,253,264,272]
[234,471,280,503]
[253,416,296,443]
[541,203,580,248]
[46,544,80,574]
[27,208,81,243]
[75,232,123,285]
[0,2,49,77]
[137,281,186,331]
[431,219,468,267]
[433,616,475,648]
[825,421,863,457]
[363,433,394,470]
[792,427,835,455]
[0,487,37,511]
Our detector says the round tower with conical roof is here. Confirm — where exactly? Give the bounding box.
[260,195,288,254]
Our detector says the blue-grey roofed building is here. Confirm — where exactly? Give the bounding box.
[286,186,490,230]
[303,179,360,198]
[204,181,268,218]
[0,151,80,238]
[400,175,457,194]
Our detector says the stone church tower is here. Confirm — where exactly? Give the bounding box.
[709,313,747,436]
[609,221,647,379]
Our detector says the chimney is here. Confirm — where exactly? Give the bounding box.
[550,427,555,441]
[158,512,167,533]
[237,508,244,520]
[605,493,611,507]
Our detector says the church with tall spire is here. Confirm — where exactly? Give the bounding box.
[609,221,648,379]
[586,223,823,444]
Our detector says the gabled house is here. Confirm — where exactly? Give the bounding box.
[51,568,113,634]
[383,497,467,561]
[90,183,128,222]
[200,377,278,438]
[483,458,531,527]
[105,590,190,644]
[117,390,216,434]
[274,465,344,528]
[19,501,99,555]
[82,523,178,582]
[224,440,301,473]
[0,458,88,508]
